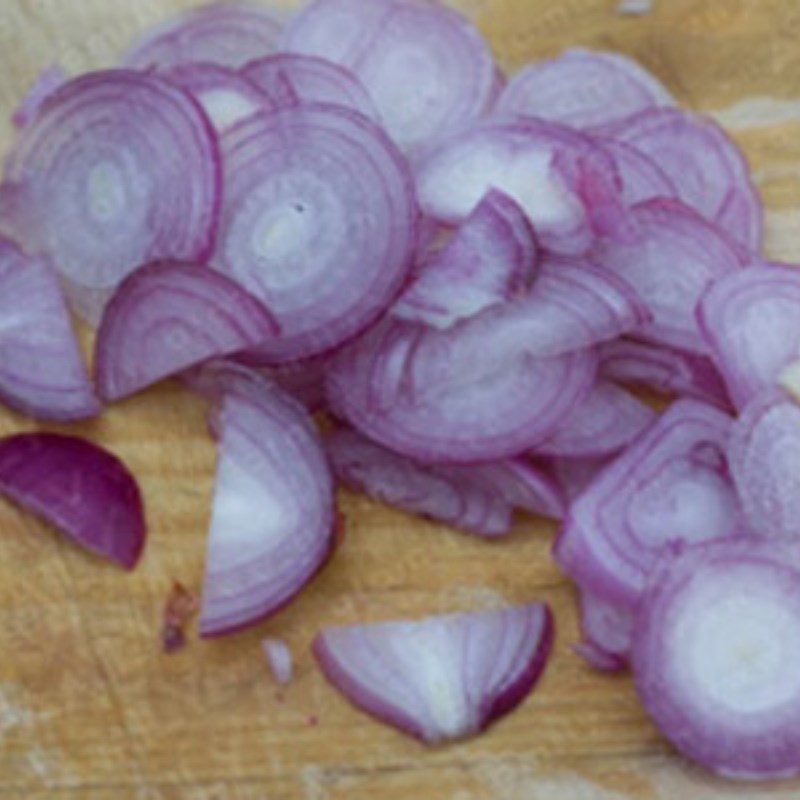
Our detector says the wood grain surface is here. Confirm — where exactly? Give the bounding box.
[1,1,800,798]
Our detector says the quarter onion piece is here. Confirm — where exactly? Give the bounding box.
[243,54,379,120]
[593,199,744,353]
[0,433,144,569]
[698,265,800,409]
[313,603,553,744]
[124,2,282,70]
[555,399,748,608]
[633,539,800,780]
[495,48,674,129]
[2,70,221,324]
[393,190,537,329]
[328,429,564,537]
[199,374,335,637]
[280,0,495,150]
[415,117,626,255]
[95,261,278,403]
[0,237,99,420]
[213,104,417,363]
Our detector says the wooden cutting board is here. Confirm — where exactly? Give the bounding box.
[1,1,800,797]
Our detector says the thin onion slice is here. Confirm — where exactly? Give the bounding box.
[495,48,673,129]
[697,264,800,410]
[600,338,731,408]
[415,117,626,255]
[243,54,379,120]
[213,104,417,363]
[262,638,293,685]
[0,237,99,420]
[632,539,800,779]
[280,0,495,150]
[13,65,66,128]
[0,433,144,569]
[95,261,278,403]
[598,137,678,205]
[313,603,553,744]
[199,373,335,637]
[535,380,655,459]
[593,199,744,354]
[554,399,748,608]
[2,70,221,324]
[124,3,283,71]
[393,190,537,329]
[574,589,633,672]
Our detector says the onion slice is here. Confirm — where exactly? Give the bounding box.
[213,104,417,363]
[574,590,633,672]
[124,3,282,70]
[393,190,537,329]
[593,199,744,353]
[632,539,800,779]
[280,0,495,150]
[0,433,144,569]
[243,54,378,120]
[598,137,678,205]
[495,48,673,129]
[313,603,553,743]
[554,399,748,608]
[0,237,99,420]
[2,70,221,324]
[95,261,278,403]
[199,373,335,637]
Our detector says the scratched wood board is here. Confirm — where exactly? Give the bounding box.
[0,0,800,798]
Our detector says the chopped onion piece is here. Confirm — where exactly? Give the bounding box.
[0,433,144,569]
[546,456,612,502]
[574,590,633,672]
[262,638,293,685]
[313,603,553,743]
[598,137,677,205]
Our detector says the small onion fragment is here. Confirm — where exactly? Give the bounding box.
[199,374,335,637]
[313,603,553,743]
[598,137,677,205]
[554,399,748,608]
[633,539,800,779]
[13,65,66,128]
[593,199,744,353]
[280,0,495,150]
[0,237,99,420]
[95,261,278,402]
[495,48,673,129]
[213,104,417,363]
[393,190,537,329]
[2,70,221,324]
[697,264,800,409]
[574,589,633,672]
[546,456,612,502]
[243,54,378,120]
[0,433,145,569]
[125,3,282,70]
[262,638,293,685]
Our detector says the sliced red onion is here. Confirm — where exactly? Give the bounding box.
[161,63,268,134]
[280,0,495,150]
[95,261,278,403]
[554,399,748,609]
[0,433,144,569]
[697,265,800,409]
[13,65,66,128]
[213,105,417,363]
[262,638,293,685]
[495,48,673,129]
[604,108,762,252]
[600,338,731,408]
[328,429,564,536]
[535,380,655,459]
[200,375,335,637]
[393,190,537,329]
[598,137,678,205]
[632,539,800,779]
[313,603,553,743]
[574,590,633,672]
[0,237,99,421]
[593,199,744,354]
[415,117,626,255]
[3,70,221,324]
[546,456,612,502]
[728,392,800,539]
[326,317,598,464]
[125,3,282,70]
[243,54,379,120]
